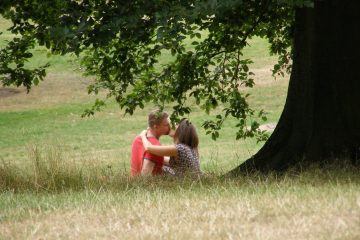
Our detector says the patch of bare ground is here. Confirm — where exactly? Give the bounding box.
[1,194,359,239]
[0,73,96,111]
[258,122,277,132]
[0,88,22,98]
[0,65,284,112]
[251,65,289,86]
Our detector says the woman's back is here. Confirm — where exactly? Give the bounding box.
[169,143,201,176]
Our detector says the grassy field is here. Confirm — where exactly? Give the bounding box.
[1,17,360,239]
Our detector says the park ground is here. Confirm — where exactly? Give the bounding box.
[1,17,360,239]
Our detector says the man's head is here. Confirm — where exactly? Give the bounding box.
[148,110,170,138]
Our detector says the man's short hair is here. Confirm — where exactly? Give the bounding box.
[148,110,169,128]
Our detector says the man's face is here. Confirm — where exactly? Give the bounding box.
[156,117,171,136]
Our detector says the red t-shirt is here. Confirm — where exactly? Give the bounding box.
[130,135,164,176]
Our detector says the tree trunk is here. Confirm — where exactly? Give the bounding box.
[230,0,360,174]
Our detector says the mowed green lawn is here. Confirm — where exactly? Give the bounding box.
[1,17,360,239]
[0,16,286,173]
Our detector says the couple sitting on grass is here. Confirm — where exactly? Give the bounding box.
[131,110,202,177]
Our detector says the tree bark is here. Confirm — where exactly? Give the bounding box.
[230,0,360,174]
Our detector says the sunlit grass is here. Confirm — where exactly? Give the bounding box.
[1,160,360,239]
[1,17,286,180]
[0,22,287,172]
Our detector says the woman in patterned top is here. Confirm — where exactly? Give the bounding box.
[140,118,201,176]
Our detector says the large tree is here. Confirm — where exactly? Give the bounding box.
[231,0,360,173]
[1,0,359,173]
[234,0,360,172]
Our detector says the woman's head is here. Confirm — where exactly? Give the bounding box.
[174,118,199,149]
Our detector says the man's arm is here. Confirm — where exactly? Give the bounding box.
[141,159,155,176]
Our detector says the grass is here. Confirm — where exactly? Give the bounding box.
[1,168,360,239]
[0,34,286,172]
[1,17,360,239]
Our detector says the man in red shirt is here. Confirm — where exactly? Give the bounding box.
[130,110,172,176]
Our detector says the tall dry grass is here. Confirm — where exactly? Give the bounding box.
[1,146,360,239]
[0,144,119,192]
[1,144,360,192]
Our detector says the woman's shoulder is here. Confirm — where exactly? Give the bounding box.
[175,143,198,159]
[175,143,191,151]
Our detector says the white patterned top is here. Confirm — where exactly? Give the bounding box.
[169,144,201,176]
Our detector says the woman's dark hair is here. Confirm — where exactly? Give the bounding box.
[174,118,199,150]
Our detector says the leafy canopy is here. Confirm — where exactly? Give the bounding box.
[0,0,313,141]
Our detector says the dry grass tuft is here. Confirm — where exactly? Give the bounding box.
[1,184,359,240]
